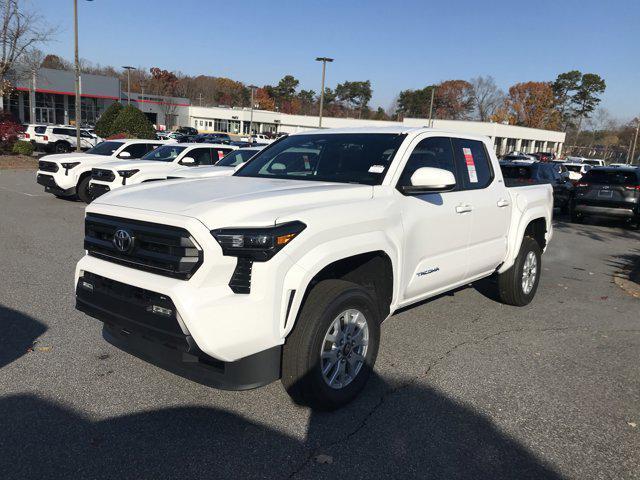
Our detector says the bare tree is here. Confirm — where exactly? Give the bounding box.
[0,0,55,109]
[469,76,504,122]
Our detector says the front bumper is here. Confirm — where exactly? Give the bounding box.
[76,271,281,390]
[574,204,636,218]
[36,173,76,196]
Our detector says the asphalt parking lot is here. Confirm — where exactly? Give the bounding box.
[1,169,639,480]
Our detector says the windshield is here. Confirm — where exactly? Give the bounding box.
[141,145,187,162]
[581,170,638,186]
[85,141,124,156]
[216,149,258,167]
[565,165,585,173]
[234,133,405,185]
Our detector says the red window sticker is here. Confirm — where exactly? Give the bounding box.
[463,147,478,183]
[218,150,224,160]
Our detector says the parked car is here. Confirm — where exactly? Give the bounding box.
[502,153,536,162]
[532,151,556,162]
[166,146,264,180]
[21,124,101,153]
[571,167,640,228]
[563,162,592,182]
[75,127,553,409]
[500,161,573,212]
[582,158,606,167]
[176,126,198,136]
[194,133,232,144]
[88,143,238,200]
[36,139,165,202]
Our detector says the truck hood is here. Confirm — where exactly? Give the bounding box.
[97,159,173,172]
[172,166,235,178]
[41,152,98,164]
[92,176,373,228]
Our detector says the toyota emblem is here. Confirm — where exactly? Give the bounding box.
[113,229,134,253]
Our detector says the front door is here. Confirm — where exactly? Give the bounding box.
[395,136,472,303]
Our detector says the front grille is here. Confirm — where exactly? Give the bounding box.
[92,168,115,182]
[38,160,58,172]
[84,213,203,280]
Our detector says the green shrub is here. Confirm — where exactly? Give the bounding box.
[12,140,34,156]
[94,102,123,138]
[110,105,156,139]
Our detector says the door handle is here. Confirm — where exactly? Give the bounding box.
[455,204,473,214]
[497,199,510,207]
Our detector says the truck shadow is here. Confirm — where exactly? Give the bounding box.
[0,304,47,369]
[0,374,564,479]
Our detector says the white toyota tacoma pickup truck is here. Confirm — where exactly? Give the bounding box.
[75,127,553,409]
[36,139,165,203]
[87,143,238,200]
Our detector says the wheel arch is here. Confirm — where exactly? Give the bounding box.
[283,249,396,338]
[499,214,549,274]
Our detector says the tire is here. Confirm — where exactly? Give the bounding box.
[497,236,542,307]
[76,175,92,204]
[570,206,583,224]
[54,141,70,153]
[281,279,380,410]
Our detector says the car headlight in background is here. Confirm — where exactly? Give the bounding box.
[61,162,80,169]
[117,169,139,185]
[211,221,306,261]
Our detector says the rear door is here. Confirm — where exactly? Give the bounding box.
[451,137,510,279]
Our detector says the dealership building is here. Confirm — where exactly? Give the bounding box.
[8,68,565,155]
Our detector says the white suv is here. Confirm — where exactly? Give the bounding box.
[36,139,165,202]
[167,146,264,180]
[23,125,102,153]
[88,143,238,200]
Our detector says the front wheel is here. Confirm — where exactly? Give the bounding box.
[497,236,542,307]
[54,141,70,153]
[281,279,380,410]
[76,175,92,204]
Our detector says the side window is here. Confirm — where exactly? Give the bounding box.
[188,148,213,165]
[451,138,493,190]
[397,136,457,188]
[145,143,162,153]
[121,143,148,158]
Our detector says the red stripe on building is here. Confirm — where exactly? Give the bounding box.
[15,87,119,100]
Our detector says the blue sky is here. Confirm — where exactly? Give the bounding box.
[36,0,639,120]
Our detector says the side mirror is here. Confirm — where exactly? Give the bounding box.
[180,156,196,166]
[401,167,456,194]
[117,151,131,158]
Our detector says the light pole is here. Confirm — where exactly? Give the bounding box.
[248,84,257,140]
[315,57,333,128]
[427,86,436,127]
[630,117,640,165]
[73,0,93,151]
[122,66,134,106]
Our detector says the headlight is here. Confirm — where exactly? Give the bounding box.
[211,221,306,261]
[61,162,80,169]
[117,169,139,178]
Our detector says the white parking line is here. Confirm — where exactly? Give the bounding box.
[0,186,48,197]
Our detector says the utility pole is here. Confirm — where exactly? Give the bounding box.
[122,66,134,106]
[427,86,435,127]
[198,93,203,107]
[73,0,81,151]
[630,117,640,165]
[248,85,258,141]
[315,57,333,128]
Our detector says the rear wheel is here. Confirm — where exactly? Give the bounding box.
[76,175,92,204]
[570,205,583,224]
[497,236,542,307]
[54,141,70,153]
[281,279,380,410]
